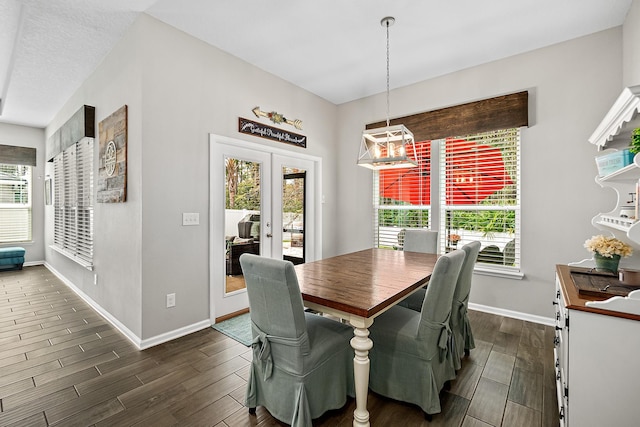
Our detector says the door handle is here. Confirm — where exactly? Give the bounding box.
[266,233,273,238]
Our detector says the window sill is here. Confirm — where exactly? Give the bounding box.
[50,245,93,271]
[473,265,524,279]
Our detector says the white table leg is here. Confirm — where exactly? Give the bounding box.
[350,324,373,427]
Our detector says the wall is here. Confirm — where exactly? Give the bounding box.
[0,123,45,263]
[136,16,338,339]
[44,22,145,339]
[336,28,623,319]
[624,0,640,86]
[44,14,339,343]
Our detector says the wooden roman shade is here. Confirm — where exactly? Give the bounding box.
[0,145,36,166]
[366,91,529,142]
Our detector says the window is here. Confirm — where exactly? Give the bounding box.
[53,137,94,268]
[0,164,32,242]
[440,129,520,271]
[374,128,521,273]
[374,141,431,248]
[370,92,527,275]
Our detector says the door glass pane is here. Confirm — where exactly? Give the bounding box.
[282,167,305,265]
[225,157,261,294]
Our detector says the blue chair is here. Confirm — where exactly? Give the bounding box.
[399,241,481,369]
[397,229,438,311]
[402,229,438,253]
[450,241,481,369]
[239,253,355,427]
[368,249,465,419]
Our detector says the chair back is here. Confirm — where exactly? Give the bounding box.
[403,229,438,254]
[239,253,307,341]
[453,241,481,307]
[418,249,465,334]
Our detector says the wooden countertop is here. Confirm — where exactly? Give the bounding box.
[556,264,640,321]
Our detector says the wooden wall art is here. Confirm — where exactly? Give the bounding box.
[98,105,127,203]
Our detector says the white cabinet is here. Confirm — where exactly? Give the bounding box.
[555,265,640,427]
[590,85,640,245]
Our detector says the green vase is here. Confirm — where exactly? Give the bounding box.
[594,253,621,273]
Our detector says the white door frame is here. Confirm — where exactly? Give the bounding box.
[209,134,322,323]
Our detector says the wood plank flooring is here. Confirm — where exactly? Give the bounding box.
[0,266,559,426]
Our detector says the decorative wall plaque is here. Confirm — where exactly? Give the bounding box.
[238,117,307,148]
[98,105,127,203]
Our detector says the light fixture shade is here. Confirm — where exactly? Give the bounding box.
[357,124,418,170]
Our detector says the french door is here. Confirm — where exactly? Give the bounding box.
[209,134,320,321]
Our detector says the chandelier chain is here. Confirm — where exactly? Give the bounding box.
[385,19,390,128]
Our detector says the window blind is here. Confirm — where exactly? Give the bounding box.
[53,137,94,267]
[439,129,520,270]
[375,141,431,249]
[0,164,32,242]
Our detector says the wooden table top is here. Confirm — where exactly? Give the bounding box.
[295,248,438,318]
[556,264,640,321]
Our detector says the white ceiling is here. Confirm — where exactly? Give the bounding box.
[0,0,633,128]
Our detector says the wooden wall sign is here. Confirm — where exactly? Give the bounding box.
[238,117,307,148]
[97,105,127,203]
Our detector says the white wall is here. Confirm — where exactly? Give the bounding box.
[40,9,638,340]
[0,123,46,263]
[44,15,340,342]
[624,0,640,86]
[136,16,340,339]
[336,28,623,319]
[44,21,145,338]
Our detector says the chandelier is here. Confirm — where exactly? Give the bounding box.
[357,16,417,170]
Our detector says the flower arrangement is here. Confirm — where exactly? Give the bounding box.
[448,234,461,245]
[584,235,633,258]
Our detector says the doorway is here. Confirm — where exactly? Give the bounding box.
[282,168,306,265]
[209,134,321,321]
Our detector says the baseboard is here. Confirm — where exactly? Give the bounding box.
[469,302,555,326]
[43,263,212,350]
[24,260,45,267]
[139,320,211,350]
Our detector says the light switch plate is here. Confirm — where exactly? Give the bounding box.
[182,213,199,226]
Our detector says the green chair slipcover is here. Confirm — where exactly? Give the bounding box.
[368,249,465,417]
[450,241,480,369]
[397,229,438,311]
[398,241,481,370]
[403,229,438,253]
[239,253,355,427]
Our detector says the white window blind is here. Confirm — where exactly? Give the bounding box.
[375,141,431,249]
[0,164,32,242]
[439,129,520,270]
[53,137,94,267]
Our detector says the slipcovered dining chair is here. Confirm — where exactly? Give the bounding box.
[239,253,355,427]
[368,249,465,419]
[403,229,439,253]
[399,241,481,368]
[450,241,481,369]
[397,229,438,311]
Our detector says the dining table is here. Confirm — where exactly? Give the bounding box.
[294,247,439,427]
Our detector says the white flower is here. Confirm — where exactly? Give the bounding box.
[584,235,633,258]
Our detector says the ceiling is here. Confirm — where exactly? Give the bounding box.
[0,0,633,129]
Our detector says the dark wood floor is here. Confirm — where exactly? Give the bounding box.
[0,266,559,426]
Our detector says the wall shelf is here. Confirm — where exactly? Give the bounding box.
[589,85,640,149]
[590,85,640,247]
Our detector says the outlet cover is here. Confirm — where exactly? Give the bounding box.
[166,293,176,308]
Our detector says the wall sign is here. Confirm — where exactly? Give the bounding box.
[98,105,127,203]
[238,117,307,148]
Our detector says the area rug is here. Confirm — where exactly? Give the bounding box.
[212,313,252,346]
